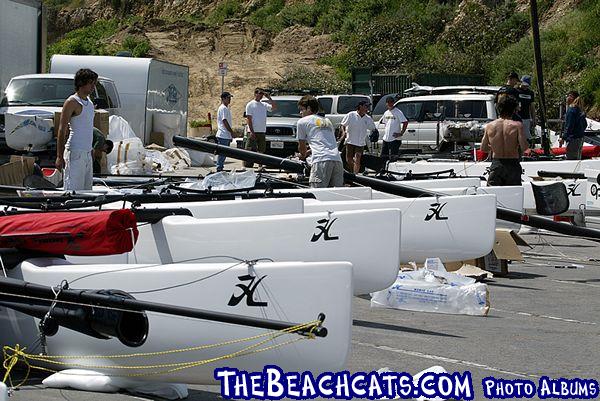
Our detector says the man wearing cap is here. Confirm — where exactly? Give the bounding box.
[216,91,235,172]
[518,75,536,144]
[380,96,408,160]
[496,72,522,122]
[339,100,376,173]
[245,88,277,158]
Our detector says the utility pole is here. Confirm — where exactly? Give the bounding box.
[530,0,551,156]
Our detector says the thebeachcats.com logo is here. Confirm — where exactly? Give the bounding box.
[214,366,599,400]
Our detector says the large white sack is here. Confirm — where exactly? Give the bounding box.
[108,137,151,174]
[108,115,137,142]
[371,268,489,316]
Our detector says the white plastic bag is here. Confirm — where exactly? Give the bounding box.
[371,266,489,316]
[43,369,188,399]
[184,170,257,191]
[108,115,137,142]
[187,149,215,167]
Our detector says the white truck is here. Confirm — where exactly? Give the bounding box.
[0,0,46,147]
[0,0,45,95]
[0,73,121,152]
[50,54,189,146]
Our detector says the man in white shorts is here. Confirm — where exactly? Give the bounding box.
[297,95,344,188]
[56,68,97,191]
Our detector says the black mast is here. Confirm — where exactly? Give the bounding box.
[530,0,551,155]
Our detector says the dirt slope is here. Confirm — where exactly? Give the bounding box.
[143,22,338,130]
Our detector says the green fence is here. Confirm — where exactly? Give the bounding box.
[352,69,486,96]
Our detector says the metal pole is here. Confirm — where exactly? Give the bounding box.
[530,0,550,155]
[0,277,327,337]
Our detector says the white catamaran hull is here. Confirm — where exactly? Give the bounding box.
[69,209,402,295]
[388,160,600,181]
[1,259,352,384]
[304,195,497,263]
[255,187,373,201]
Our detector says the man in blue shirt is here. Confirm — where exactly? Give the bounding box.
[559,91,587,160]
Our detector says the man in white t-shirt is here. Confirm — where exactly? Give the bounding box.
[297,95,344,188]
[340,100,376,173]
[380,96,408,160]
[216,91,235,172]
[245,88,276,156]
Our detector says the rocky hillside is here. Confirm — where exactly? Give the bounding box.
[43,0,600,125]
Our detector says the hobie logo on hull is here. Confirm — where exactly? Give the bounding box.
[311,217,339,242]
[567,183,581,197]
[425,202,449,221]
[228,274,268,307]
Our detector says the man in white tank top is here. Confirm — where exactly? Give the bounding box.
[56,68,98,191]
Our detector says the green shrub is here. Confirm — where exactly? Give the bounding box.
[205,0,243,26]
[122,35,151,57]
[190,119,211,128]
[248,0,285,32]
[269,66,351,94]
[48,19,120,58]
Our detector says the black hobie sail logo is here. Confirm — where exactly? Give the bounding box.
[567,183,581,197]
[228,274,268,307]
[311,217,339,242]
[425,202,449,221]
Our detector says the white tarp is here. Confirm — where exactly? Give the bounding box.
[4,111,53,151]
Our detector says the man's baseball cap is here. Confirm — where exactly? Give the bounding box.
[508,71,519,79]
[220,91,232,99]
[521,75,532,86]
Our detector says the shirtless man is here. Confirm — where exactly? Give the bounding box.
[481,94,529,186]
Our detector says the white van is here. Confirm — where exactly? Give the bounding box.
[50,54,188,145]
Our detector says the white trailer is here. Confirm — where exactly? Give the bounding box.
[50,54,188,145]
[0,0,46,93]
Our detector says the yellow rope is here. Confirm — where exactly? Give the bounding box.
[2,319,321,386]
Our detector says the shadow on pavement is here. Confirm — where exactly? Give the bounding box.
[353,319,464,338]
